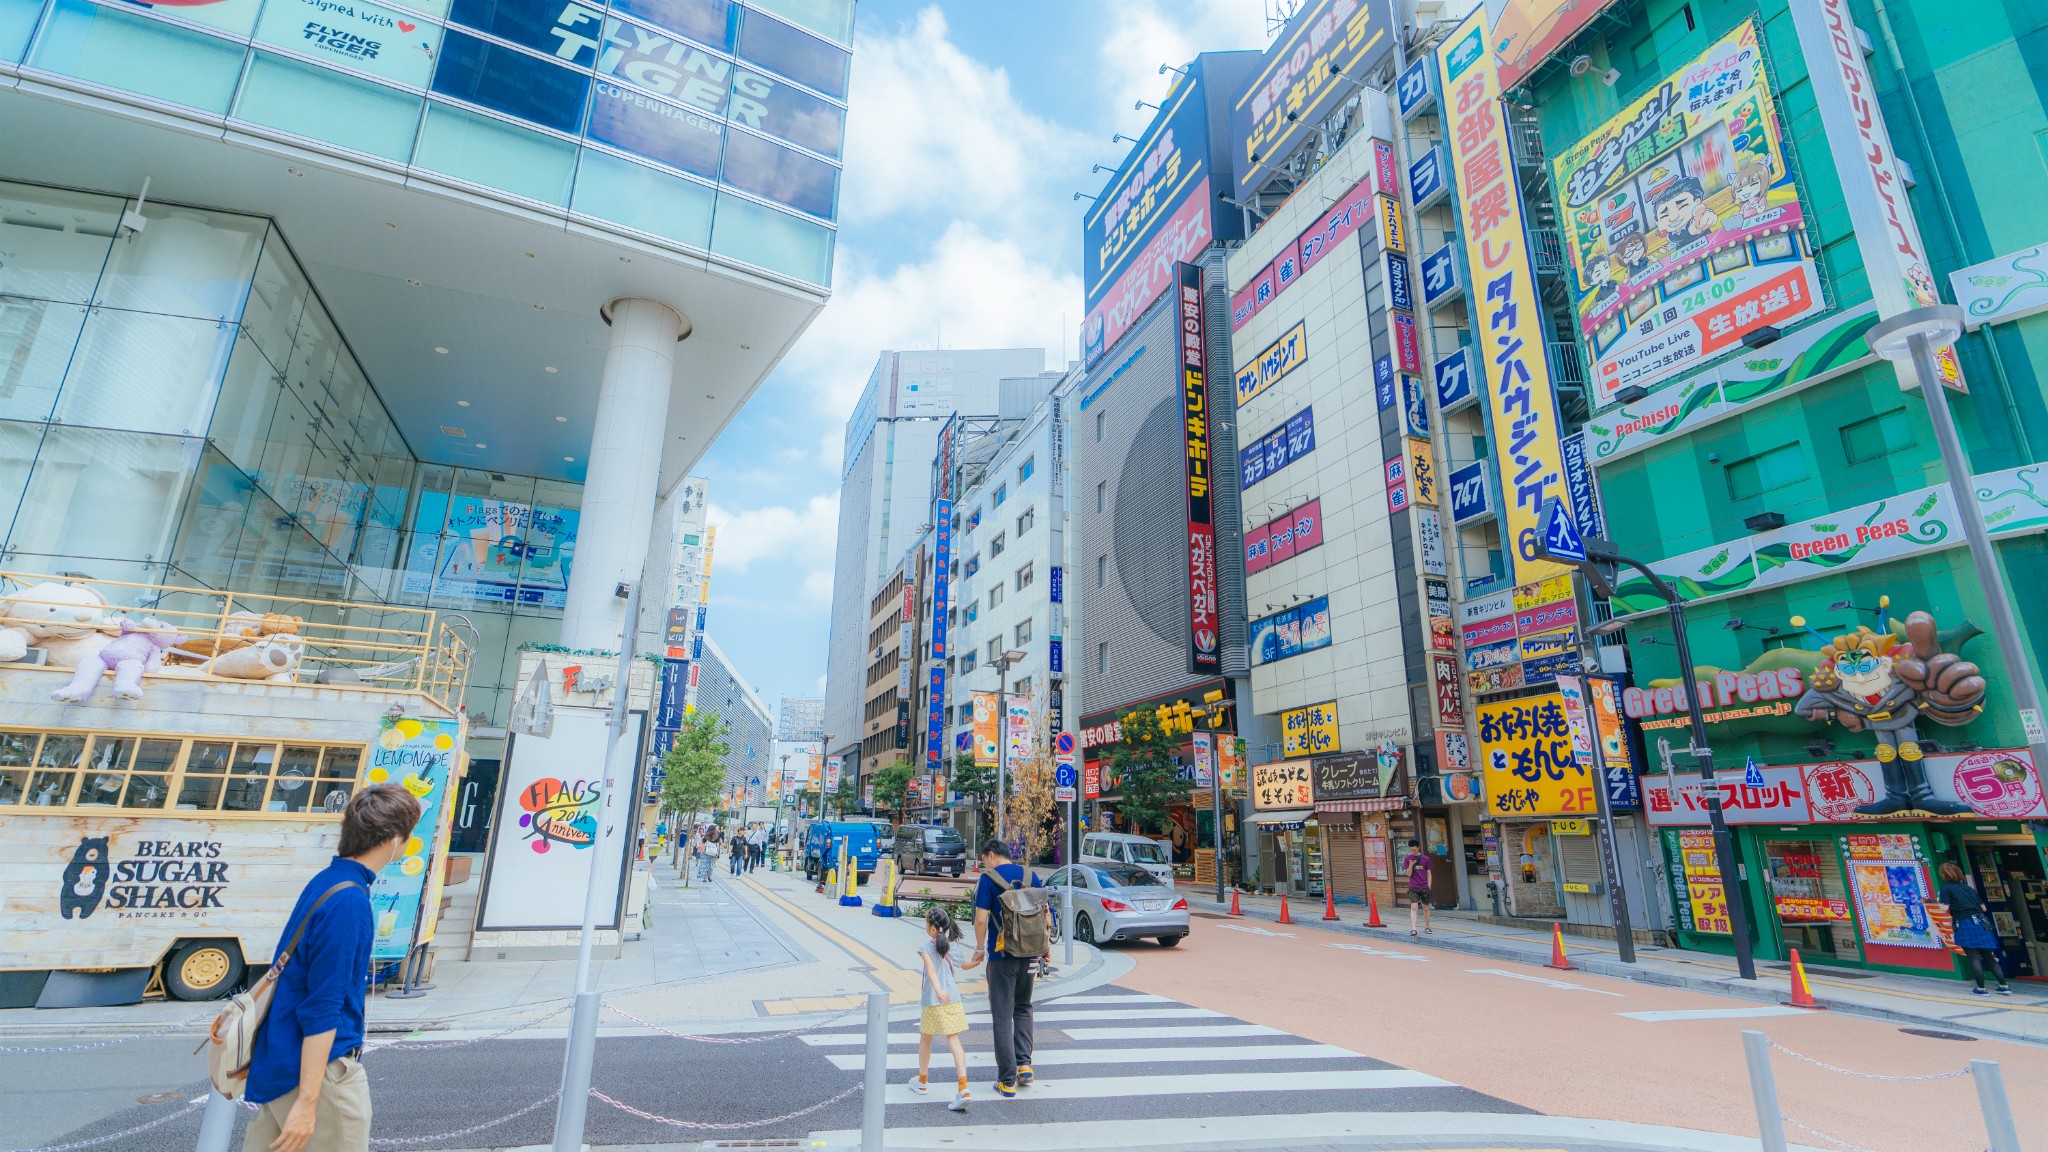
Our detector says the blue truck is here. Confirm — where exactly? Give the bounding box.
[803,821,879,883]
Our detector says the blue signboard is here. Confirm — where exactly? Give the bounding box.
[656,658,687,728]
[1375,355,1395,409]
[1385,252,1414,313]
[1408,145,1447,209]
[931,497,952,657]
[1449,459,1493,524]
[1250,595,1333,666]
[1049,564,1064,604]
[1049,638,1064,675]
[1239,406,1315,490]
[1400,374,1429,437]
[1421,242,1463,306]
[1560,432,1606,540]
[1433,346,1476,413]
[1397,55,1436,118]
[925,665,946,764]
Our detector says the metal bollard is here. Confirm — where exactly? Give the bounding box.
[862,991,888,1152]
[1972,1060,2022,1152]
[1740,1031,1788,1152]
[194,1088,239,1152]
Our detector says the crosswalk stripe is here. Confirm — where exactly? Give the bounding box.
[1058,1024,1285,1041]
[1013,1007,1224,1022]
[1620,1006,1811,1022]
[884,1068,1447,1104]
[823,1042,1366,1071]
[1038,993,1177,1005]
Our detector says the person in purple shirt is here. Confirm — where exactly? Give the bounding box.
[244,784,420,1152]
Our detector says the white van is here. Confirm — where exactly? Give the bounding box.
[1079,832,1174,887]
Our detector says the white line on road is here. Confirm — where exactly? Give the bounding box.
[1058,1024,1286,1041]
[1322,942,1429,961]
[825,1042,1365,1071]
[1465,968,1625,996]
[1019,1007,1225,1022]
[1040,994,1177,1005]
[884,1068,1447,1104]
[1218,924,1295,937]
[1620,1006,1811,1022]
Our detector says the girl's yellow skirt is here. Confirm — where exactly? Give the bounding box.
[920,1001,968,1036]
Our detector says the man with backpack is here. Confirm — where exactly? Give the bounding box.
[970,840,1049,1098]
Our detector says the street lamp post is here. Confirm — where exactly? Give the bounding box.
[986,649,1027,850]
[1865,305,2048,772]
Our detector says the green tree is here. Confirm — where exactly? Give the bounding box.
[870,759,915,821]
[1109,706,1185,837]
[833,768,862,817]
[949,753,998,845]
[657,710,729,873]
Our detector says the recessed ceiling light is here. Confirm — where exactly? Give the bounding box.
[434,346,448,354]
[440,425,465,437]
[554,415,567,422]
[544,366,557,373]
[523,251,536,259]
[407,278,421,286]
[564,455,575,462]
[456,399,470,407]
[286,167,304,178]
[474,442,487,449]
[383,221,397,229]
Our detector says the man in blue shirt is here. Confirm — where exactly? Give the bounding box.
[245,784,420,1152]
[970,840,1041,1097]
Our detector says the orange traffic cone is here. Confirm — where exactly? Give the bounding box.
[1277,893,1293,924]
[1785,948,1826,1010]
[1322,888,1340,921]
[1365,893,1385,928]
[1545,923,1573,970]
[1228,888,1242,916]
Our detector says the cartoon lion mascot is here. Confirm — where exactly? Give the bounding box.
[1794,611,1984,815]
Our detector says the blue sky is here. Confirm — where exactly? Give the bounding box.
[692,0,1275,713]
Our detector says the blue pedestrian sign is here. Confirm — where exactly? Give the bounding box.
[1536,497,1588,564]
[1743,757,1766,787]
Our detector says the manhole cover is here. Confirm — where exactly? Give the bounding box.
[137,1091,186,1105]
[1900,1027,1978,1041]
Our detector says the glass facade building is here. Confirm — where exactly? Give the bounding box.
[0,0,848,285]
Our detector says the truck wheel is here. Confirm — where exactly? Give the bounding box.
[164,939,244,1001]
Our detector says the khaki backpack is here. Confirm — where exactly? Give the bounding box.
[989,869,1052,957]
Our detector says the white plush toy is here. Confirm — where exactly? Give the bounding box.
[203,635,304,682]
[0,581,112,666]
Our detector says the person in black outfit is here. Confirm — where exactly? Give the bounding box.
[1938,862,2011,995]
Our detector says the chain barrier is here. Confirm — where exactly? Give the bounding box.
[0,1016,213,1055]
[601,1000,865,1043]
[366,1092,562,1148]
[1780,1112,1887,1152]
[590,1082,862,1131]
[2,1100,206,1152]
[362,1003,574,1055]
[1767,1039,1975,1083]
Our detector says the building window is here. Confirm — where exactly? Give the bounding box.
[1014,617,1033,645]
[1724,442,1807,501]
[1096,555,1107,588]
[1016,506,1035,535]
[961,651,977,674]
[988,639,1001,665]
[1841,408,1914,464]
[1018,456,1035,482]
[988,583,1004,609]
[988,532,1006,557]
[1013,676,1032,698]
[1095,410,1106,442]
[1016,561,1034,590]
[994,483,1007,506]
[1096,642,1109,675]
[1096,480,1107,514]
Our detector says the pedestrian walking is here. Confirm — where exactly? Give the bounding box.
[750,823,767,872]
[729,824,745,876]
[1400,838,1434,936]
[242,784,421,1152]
[1938,862,2012,995]
[971,840,1050,1097]
[911,906,976,1112]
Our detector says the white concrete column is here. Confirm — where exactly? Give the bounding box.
[559,297,688,651]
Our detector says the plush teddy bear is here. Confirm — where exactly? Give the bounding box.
[0,581,112,666]
[51,617,185,702]
[171,610,304,660]
[203,634,304,683]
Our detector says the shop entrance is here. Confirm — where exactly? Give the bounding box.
[1759,834,1858,963]
[1958,835,2048,982]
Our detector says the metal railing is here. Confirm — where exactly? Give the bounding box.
[0,569,471,712]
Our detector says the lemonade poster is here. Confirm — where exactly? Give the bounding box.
[367,716,460,961]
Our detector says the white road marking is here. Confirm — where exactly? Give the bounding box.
[884,1068,1447,1104]
[826,1042,1364,1071]
[1620,1006,1811,1022]
[1218,924,1295,937]
[1465,968,1625,996]
[1322,942,1429,961]
[1040,993,1177,1005]
[1013,1007,1225,1022]
[1058,1024,1285,1041]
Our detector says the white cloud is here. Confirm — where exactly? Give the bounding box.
[707,493,841,575]
[1096,0,1271,119]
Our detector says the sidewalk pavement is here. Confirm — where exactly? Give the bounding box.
[1198,888,2048,1045]
[0,862,1124,1038]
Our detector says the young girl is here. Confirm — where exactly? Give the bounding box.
[912,906,977,1110]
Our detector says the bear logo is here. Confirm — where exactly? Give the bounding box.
[61,836,109,919]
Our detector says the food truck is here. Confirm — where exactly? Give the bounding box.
[0,574,469,1006]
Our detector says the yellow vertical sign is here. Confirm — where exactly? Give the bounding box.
[972,692,1000,767]
[1436,9,1574,584]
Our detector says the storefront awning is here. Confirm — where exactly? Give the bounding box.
[1317,798,1407,813]
[1252,808,1314,830]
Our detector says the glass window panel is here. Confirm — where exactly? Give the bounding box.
[319,745,361,779]
[98,203,264,321]
[586,80,723,180]
[571,149,714,248]
[596,15,731,107]
[746,0,849,45]
[731,64,841,158]
[9,425,198,566]
[251,0,442,88]
[0,181,123,306]
[31,0,248,114]
[271,745,321,812]
[256,387,317,501]
[235,52,426,161]
[180,739,229,809]
[415,100,579,206]
[608,0,729,50]
[78,736,130,806]
[207,333,283,478]
[720,129,836,219]
[389,0,448,18]
[0,731,36,804]
[710,190,832,284]
[447,0,595,63]
[241,231,309,370]
[52,307,236,435]
[146,0,263,37]
[124,771,170,808]
[736,6,845,97]
[29,732,85,806]
[0,0,42,62]
[430,31,591,134]
[0,297,89,424]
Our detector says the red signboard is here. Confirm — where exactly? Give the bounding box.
[1393,312,1421,373]
[1431,653,1465,726]
[1083,759,1102,800]
[1178,262,1221,675]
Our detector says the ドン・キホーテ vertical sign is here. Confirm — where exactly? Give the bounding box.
[1179,262,1221,674]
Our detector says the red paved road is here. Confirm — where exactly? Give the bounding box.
[1115,914,2041,1151]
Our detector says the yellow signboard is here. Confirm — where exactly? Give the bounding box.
[1550,818,1591,835]
[1234,320,1308,406]
[1476,692,1594,817]
[1407,437,1438,506]
[973,692,1000,767]
[1513,574,1573,612]
[1436,8,1575,585]
[1280,700,1339,760]
[1251,759,1314,810]
[1376,194,1406,255]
